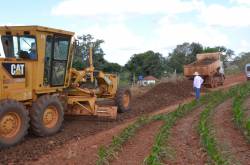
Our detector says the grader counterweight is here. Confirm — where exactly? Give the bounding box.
[0,26,131,147]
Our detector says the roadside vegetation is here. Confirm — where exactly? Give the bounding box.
[232,84,250,141]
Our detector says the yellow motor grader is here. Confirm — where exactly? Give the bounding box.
[0,26,131,147]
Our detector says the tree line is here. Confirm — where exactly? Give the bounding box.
[73,34,250,81]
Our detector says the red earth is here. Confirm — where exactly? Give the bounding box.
[110,121,164,165]
[212,99,250,165]
[164,106,208,165]
[0,73,246,164]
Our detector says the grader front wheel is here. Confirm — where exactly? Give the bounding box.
[30,95,64,136]
[115,88,132,113]
[0,99,29,148]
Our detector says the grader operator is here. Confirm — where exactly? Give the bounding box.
[0,26,131,147]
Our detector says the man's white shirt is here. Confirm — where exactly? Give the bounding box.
[193,76,204,88]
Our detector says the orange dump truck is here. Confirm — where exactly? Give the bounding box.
[184,52,225,88]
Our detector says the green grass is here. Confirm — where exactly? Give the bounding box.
[232,83,250,142]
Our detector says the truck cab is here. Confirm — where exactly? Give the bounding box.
[245,64,250,80]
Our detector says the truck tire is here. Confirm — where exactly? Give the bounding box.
[30,95,64,136]
[115,88,131,113]
[0,99,29,148]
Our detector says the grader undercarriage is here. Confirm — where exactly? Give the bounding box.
[0,26,131,147]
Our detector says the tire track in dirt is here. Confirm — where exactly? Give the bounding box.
[163,106,208,165]
[110,121,164,165]
[212,99,250,165]
[26,121,132,165]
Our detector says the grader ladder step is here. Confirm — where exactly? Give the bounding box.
[95,106,117,120]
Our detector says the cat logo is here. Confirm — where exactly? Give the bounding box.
[2,63,25,78]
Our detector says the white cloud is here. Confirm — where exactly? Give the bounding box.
[237,40,250,53]
[0,23,23,26]
[50,0,249,64]
[74,14,232,65]
[77,23,146,65]
[52,0,201,16]
[199,4,250,27]
[230,0,250,5]
[154,16,229,51]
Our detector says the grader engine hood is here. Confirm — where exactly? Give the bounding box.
[2,63,25,78]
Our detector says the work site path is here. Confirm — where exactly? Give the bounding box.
[212,99,250,165]
[110,121,164,165]
[164,106,208,165]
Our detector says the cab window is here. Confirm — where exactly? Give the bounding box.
[247,66,250,72]
[0,35,37,60]
[54,37,69,60]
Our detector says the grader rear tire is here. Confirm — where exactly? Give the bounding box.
[115,88,131,113]
[0,99,29,148]
[30,95,64,136]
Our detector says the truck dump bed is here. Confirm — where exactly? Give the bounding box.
[184,53,221,77]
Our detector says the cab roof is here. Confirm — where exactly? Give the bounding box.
[0,25,75,36]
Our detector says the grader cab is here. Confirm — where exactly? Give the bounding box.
[0,26,131,147]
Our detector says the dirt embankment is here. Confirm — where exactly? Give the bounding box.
[212,99,250,165]
[118,80,193,121]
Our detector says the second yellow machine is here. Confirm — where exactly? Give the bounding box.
[0,26,131,147]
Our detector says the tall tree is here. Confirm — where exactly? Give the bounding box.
[125,50,166,78]
[166,42,203,73]
[73,34,106,70]
[203,46,234,67]
[234,52,250,70]
[73,34,121,73]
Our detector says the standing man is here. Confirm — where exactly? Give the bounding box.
[193,72,204,100]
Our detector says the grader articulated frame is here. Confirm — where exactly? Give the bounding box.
[0,26,131,147]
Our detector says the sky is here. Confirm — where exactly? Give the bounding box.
[0,0,250,65]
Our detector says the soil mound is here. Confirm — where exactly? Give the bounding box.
[118,79,193,120]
